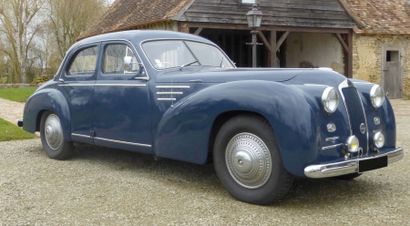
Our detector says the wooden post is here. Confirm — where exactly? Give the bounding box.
[347,32,353,78]
[270,31,277,67]
[178,22,190,33]
[335,32,353,78]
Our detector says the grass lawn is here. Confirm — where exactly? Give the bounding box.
[0,87,36,102]
[0,118,35,141]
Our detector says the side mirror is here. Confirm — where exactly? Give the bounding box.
[133,63,147,80]
[124,56,140,74]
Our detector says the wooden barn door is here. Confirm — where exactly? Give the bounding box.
[383,50,402,98]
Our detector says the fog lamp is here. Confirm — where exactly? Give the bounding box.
[373,131,385,149]
[347,136,359,153]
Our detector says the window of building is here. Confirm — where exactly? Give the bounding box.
[386,50,399,62]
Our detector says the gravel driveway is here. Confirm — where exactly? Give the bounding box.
[1,100,409,225]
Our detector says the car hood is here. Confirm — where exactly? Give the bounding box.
[155,67,347,87]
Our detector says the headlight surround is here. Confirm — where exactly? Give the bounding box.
[373,131,385,149]
[370,85,385,108]
[321,87,339,114]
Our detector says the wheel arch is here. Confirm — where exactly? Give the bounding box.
[208,110,272,162]
[23,88,71,140]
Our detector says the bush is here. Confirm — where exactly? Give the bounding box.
[31,75,53,86]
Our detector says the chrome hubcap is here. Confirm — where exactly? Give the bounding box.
[225,132,272,189]
[44,114,63,151]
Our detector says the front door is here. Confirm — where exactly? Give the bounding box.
[59,44,99,143]
[93,42,152,153]
[384,50,402,98]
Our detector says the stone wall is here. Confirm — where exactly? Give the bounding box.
[353,34,410,98]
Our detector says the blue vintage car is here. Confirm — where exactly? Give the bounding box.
[20,30,403,204]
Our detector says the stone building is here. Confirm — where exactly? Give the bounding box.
[82,0,410,98]
[341,0,410,98]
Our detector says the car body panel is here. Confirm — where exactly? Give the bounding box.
[22,30,401,178]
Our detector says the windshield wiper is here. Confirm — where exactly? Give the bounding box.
[180,60,199,70]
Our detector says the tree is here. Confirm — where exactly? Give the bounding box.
[0,0,44,83]
[48,0,107,59]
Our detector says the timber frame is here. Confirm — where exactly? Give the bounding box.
[180,22,354,77]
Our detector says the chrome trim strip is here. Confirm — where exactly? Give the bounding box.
[59,84,94,87]
[352,81,372,85]
[94,137,152,148]
[59,83,147,87]
[305,147,404,178]
[95,84,146,87]
[325,136,340,142]
[303,84,330,87]
[156,91,183,95]
[321,143,344,151]
[157,98,177,101]
[72,133,91,139]
[156,85,190,89]
[338,80,353,135]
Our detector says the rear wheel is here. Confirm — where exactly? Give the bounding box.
[40,112,73,160]
[213,115,293,205]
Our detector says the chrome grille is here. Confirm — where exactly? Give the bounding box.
[340,82,369,156]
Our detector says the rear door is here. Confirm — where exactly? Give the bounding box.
[59,44,99,143]
[93,41,152,153]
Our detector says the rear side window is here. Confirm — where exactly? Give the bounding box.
[103,44,140,74]
[68,46,98,75]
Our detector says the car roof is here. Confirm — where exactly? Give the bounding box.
[72,30,214,50]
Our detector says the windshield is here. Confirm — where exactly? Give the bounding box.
[142,40,234,70]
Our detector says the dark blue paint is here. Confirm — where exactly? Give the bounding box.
[22,31,398,177]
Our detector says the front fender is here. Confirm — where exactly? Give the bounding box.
[23,88,71,140]
[155,80,320,176]
[354,82,396,151]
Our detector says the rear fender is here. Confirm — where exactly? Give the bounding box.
[23,88,71,140]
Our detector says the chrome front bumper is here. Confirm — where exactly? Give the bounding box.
[304,148,404,178]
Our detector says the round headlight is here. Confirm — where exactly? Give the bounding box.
[321,87,339,114]
[370,85,385,108]
[347,135,359,153]
[373,131,385,149]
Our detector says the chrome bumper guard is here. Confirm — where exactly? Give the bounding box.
[304,148,404,178]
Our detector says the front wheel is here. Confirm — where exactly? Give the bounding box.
[213,115,294,205]
[40,112,73,160]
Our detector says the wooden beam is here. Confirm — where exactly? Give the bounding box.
[193,27,203,35]
[276,31,290,52]
[347,32,353,78]
[257,31,273,53]
[335,33,349,53]
[183,22,352,34]
[270,31,277,67]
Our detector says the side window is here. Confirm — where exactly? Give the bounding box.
[103,44,140,74]
[68,46,98,75]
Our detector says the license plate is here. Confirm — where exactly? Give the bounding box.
[359,156,388,172]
